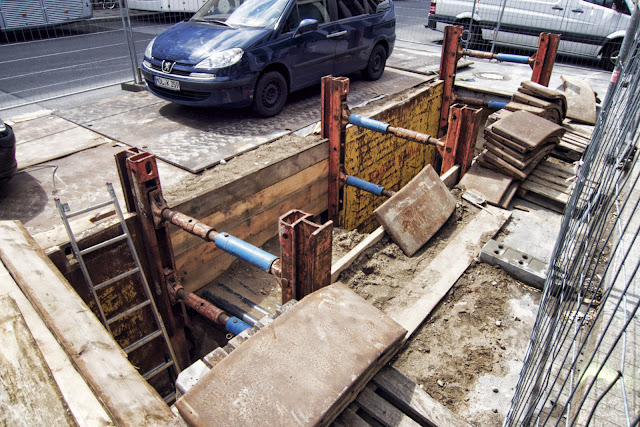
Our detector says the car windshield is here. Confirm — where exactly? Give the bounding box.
[192,0,290,29]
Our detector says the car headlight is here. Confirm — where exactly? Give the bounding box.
[195,48,243,70]
[145,37,156,59]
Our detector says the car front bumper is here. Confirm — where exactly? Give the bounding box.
[141,62,257,108]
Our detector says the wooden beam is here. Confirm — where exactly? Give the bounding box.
[0,221,177,426]
[372,366,473,427]
[355,385,420,427]
[0,264,113,425]
[388,206,511,338]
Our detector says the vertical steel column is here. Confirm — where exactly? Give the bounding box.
[122,150,190,369]
[321,76,350,224]
[278,210,333,304]
[438,25,464,137]
[530,33,560,87]
[437,104,482,177]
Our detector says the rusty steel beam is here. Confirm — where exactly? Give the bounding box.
[436,104,482,178]
[438,25,464,138]
[123,150,190,370]
[530,33,560,87]
[322,76,350,224]
[279,210,333,304]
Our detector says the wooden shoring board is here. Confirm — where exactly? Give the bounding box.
[0,264,113,426]
[388,205,511,338]
[0,296,77,426]
[0,221,178,426]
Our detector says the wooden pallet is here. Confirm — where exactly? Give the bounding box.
[553,125,592,162]
[518,158,576,213]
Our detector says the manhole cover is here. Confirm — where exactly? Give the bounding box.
[475,72,508,81]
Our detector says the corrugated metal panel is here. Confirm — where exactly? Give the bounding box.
[0,0,47,29]
[43,0,84,23]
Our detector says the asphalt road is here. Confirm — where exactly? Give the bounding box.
[0,2,442,114]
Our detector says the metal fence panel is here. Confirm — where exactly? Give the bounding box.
[505,5,640,424]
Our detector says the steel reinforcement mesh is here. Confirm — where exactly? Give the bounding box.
[504,10,640,426]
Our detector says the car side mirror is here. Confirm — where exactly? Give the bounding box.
[376,0,391,13]
[295,18,318,37]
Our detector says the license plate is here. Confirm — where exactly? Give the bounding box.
[155,76,180,91]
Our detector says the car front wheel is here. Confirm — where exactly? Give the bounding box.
[362,44,387,81]
[253,71,288,117]
[601,41,622,71]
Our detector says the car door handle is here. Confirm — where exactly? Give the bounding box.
[571,8,584,12]
[326,31,348,39]
[552,5,564,10]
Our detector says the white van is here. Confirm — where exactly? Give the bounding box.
[427,0,634,69]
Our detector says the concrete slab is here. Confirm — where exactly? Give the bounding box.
[56,70,429,173]
[175,283,406,426]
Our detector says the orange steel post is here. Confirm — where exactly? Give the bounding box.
[438,25,464,137]
[436,104,482,178]
[530,33,560,87]
[278,210,333,304]
[321,76,350,224]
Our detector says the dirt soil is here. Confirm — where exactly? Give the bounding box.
[191,191,542,426]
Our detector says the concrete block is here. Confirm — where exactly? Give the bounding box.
[480,239,547,289]
[175,283,406,426]
[175,359,210,398]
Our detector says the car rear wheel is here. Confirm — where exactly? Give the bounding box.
[253,71,288,117]
[362,44,387,81]
[601,41,622,71]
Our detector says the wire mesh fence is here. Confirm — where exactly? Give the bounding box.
[0,0,193,112]
[504,6,640,425]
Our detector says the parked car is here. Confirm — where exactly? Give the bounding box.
[141,0,396,116]
[427,0,634,70]
[0,118,17,184]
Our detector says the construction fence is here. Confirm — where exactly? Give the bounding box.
[504,7,640,425]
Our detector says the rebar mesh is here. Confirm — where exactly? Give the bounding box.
[504,11,640,426]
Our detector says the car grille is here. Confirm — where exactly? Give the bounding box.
[146,80,210,102]
[149,63,191,77]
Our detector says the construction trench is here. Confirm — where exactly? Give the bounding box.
[0,26,599,426]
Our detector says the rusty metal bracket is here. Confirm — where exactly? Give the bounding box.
[437,104,483,178]
[438,25,464,137]
[530,32,560,87]
[122,150,190,369]
[278,209,333,304]
[322,75,350,224]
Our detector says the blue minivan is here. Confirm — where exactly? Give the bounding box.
[141,0,395,116]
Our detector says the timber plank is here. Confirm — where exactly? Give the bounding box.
[0,296,77,426]
[331,227,385,283]
[0,221,178,426]
[526,173,572,194]
[520,180,570,204]
[356,385,420,427]
[172,160,328,256]
[0,264,113,426]
[388,206,511,338]
[332,407,370,427]
[531,168,573,187]
[172,140,328,218]
[372,366,472,427]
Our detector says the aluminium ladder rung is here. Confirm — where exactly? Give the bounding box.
[65,199,114,218]
[124,329,163,354]
[143,360,175,380]
[107,299,152,325]
[93,267,140,292]
[79,233,128,255]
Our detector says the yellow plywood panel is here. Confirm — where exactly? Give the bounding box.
[340,82,443,232]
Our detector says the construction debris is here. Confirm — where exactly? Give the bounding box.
[558,75,597,125]
[504,80,568,124]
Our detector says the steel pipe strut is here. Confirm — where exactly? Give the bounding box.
[348,114,443,147]
[463,49,532,64]
[344,175,394,198]
[161,208,218,241]
[455,96,508,110]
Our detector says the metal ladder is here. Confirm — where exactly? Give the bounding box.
[55,182,181,403]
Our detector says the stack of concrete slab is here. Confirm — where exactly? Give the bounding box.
[505,81,568,124]
[479,110,566,180]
